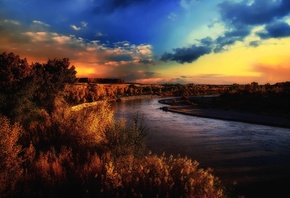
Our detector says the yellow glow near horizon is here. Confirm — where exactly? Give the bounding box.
[75,66,98,77]
[257,55,290,66]
[156,37,290,84]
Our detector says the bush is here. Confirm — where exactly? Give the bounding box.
[20,149,224,198]
[0,116,23,196]
[106,113,148,158]
[101,153,224,198]
[23,100,114,153]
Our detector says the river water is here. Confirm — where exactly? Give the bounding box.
[111,98,290,197]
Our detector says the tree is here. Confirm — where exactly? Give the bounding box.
[32,58,77,112]
[0,52,35,122]
[0,52,77,122]
[0,52,30,86]
[0,116,23,196]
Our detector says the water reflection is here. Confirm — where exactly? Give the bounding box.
[111,98,290,197]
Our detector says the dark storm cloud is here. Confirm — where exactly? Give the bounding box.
[257,21,290,39]
[160,45,211,64]
[219,0,290,27]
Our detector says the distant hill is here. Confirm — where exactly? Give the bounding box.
[76,78,124,84]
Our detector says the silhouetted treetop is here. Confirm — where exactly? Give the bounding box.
[0,52,77,121]
[0,52,30,87]
[32,58,76,93]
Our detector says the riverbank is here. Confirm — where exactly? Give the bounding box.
[72,95,161,111]
[159,98,290,129]
[116,94,161,101]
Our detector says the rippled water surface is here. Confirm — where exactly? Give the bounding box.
[112,98,290,197]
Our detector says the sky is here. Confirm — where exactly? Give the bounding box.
[1,0,290,84]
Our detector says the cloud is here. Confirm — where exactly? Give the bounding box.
[0,19,31,43]
[139,59,154,64]
[248,40,260,47]
[219,0,290,27]
[254,63,290,83]
[3,19,20,25]
[257,21,290,38]
[160,45,211,63]
[214,28,251,52]
[32,20,50,27]
[180,0,199,10]
[161,0,290,64]
[105,54,133,62]
[109,69,159,83]
[70,21,88,31]
[96,32,104,37]
[218,0,290,41]
[70,25,81,31]
[168,12,177,21]
[91,0,150,14]
[81,22,87,28]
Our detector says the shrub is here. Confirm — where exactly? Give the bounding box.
[24,100,114,153]
[100,153,225,197]
[106,113,148,158]
[58,100,114,151]
[0,116,23,196]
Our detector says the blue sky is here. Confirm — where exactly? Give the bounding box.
[1,0,290,84]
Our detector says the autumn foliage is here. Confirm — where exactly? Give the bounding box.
[0,52,225,197]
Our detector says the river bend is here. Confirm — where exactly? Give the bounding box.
[112,98,290,197]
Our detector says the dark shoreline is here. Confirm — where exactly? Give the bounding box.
[159,98,290,129]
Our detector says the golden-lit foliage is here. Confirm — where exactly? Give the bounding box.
[101,153,224,197]
[66,82,231,105]
[105,112,148,158]
[66,83,131,104]
[0,116,23,196]
[0,101,225,197]
[24,100,114,152]
[59,100,114,149]
[21,148,224,198]
[34,148,69,186]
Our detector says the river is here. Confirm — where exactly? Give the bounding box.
[111,97,290,198]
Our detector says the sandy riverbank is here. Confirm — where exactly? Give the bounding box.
[72,95,161,111]
[117,95,161,101]
[159,99,290,129]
